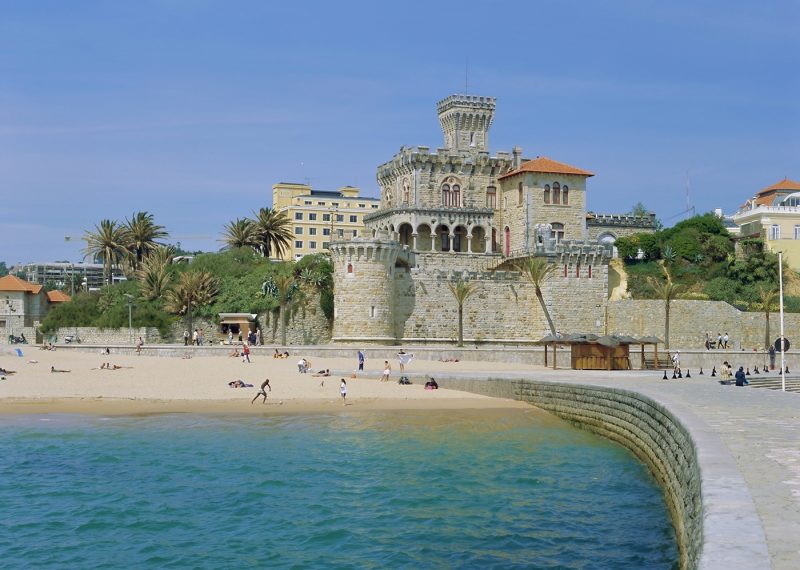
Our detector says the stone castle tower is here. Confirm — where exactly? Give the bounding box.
[330,95,615,345]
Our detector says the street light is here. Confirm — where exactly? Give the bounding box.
[124,294,134,344]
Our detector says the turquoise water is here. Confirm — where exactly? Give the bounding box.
[0,409,677,568]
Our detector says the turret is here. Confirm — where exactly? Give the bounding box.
[437,94,495,152]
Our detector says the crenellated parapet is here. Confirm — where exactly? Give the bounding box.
[587,212,657,228]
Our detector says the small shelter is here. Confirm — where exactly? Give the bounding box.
[218,313,257,342]
[535,333,644,370]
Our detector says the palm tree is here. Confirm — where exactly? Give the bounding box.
[273,274,298,345]
[83,219,127,286]
[646,264,685,350]
[752,287,779,349]
[221,218,256,250]
[447,277,479,346]
[136,246,176,301]
[122,212,168,271]
[515,257,558,337]
[251,207,293,259]
[163,271,219,334]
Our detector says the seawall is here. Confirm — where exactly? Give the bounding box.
[436,376,770,570]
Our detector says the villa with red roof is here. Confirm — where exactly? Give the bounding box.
[732,178,800,270]
[0,274,70,343]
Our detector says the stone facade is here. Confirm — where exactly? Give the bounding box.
[607,299,799,350]
[587,212,658,243]
[331,94,621,345]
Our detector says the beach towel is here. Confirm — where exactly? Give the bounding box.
[398,353,414,366]
[2,348,23,357]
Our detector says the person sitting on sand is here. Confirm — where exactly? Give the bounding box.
[424,377,439,390]
[229,348,240,357]
[50,366,70,373]
[273,348,281,358]
[282,351,289,358]
[312,369,331,377]
[251,378,271,404]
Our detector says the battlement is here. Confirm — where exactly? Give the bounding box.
[587,212,657,228]
[436,94,496,114]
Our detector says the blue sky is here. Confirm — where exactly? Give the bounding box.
[2,0,797,264]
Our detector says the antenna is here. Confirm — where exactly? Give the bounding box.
[465,57,469,95]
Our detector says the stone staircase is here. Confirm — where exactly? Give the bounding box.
[743,376,800,393]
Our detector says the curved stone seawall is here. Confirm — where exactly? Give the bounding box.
[438,377,702,570]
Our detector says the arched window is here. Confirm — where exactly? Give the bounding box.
[544,184,551,204]
[442,184,451,206]
[551,222,565,242]
[562,185,569,205]
[486,186,496,208]
[347,263,353,275]
[552,182,561,205]
[452,184,461,207]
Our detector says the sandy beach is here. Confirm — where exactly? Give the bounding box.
[0,347,534,415]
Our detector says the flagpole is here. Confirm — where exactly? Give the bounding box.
[779,252,785,392]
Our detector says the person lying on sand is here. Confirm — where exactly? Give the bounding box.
[0,367,16,375]
[50,366,70,373]
[312,369,331,377]
[438,358,459,362]
[228,380,253,388]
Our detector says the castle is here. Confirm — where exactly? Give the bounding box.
[329,95,654,345]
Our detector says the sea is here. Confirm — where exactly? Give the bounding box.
[0,408,678,569]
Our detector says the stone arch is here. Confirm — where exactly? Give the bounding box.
[435,223,450,252]
[597,232,617,245]
[417,223,433,251]
[471,226,486,253]
[398,222,413,246]
[453,225,468,252]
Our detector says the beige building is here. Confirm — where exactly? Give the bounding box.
[272,183,380,260]
[0,274,70,342]
[732,178,800,270]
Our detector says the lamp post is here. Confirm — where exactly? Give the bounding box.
[125,294,134,344]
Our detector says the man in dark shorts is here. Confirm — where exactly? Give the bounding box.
[251,379,271,404]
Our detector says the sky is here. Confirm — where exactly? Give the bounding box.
[2,0,798,265]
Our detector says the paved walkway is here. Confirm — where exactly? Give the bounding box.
[407,367,799,569]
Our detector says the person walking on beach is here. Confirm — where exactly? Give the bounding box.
[251,379,271,404]
[381,361,391,382]
[357,350,365,371]
[340,378,347,405]
[242,343,251,363]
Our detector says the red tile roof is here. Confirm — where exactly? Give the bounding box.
[46,290,71,303]
[0,274,43,294]
[757,178,800,195]
[499,156,594,179]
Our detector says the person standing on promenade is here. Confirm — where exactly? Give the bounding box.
[381,361,391,382]
[340,379,347,405]
[717,333,723,349]
[136,337,144,355]
[357,350,365,371]
[723,333,729,349]
[769,345,776,370]
[251,379,271,404]
[193,329,198,346]
[256,328,262,346]
[183,330,189,346]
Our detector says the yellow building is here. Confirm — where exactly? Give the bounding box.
[732,178,800,270]
[272,183,380,260]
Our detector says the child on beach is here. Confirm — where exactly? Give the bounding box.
[340,379,347,405]
[251,379,271,404]
[380,361,391,382]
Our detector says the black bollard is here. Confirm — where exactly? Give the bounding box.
[754,366,760,374]
[746,368,751,376]
[686,369,691,378]
[678,370,683,378]
[699,367,704,375]
[786,366,790,374]
[662,370,668,380]
[672,371,677,379]
[711,367,716,377]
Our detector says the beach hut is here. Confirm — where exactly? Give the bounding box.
[570,335,632,370]
[218,313,257,343]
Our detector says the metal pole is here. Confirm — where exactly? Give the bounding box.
[779,252,785,392]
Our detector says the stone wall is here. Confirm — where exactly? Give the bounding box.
[607,299,800,350]
[437,377,702,570]
[47,326,162,345]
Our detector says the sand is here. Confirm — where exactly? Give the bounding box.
[0,348,534,415]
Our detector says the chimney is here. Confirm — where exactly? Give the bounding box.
[512,146,522,169]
